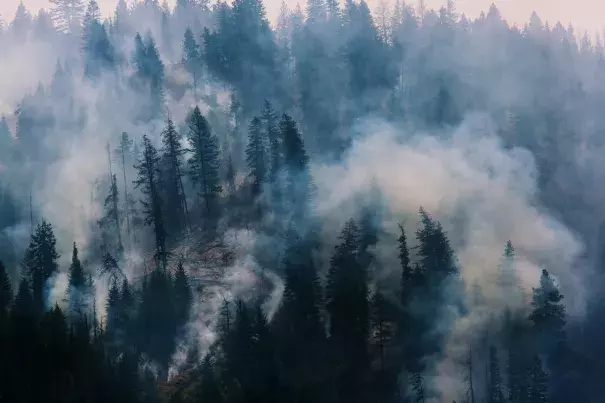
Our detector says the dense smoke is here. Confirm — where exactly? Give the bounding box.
[0,0,604,402]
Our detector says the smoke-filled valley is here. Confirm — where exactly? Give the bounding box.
[0,0,604,402]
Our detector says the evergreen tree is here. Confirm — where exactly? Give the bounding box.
[488,345,504,403]
[273,227,325,401]
[0,116,13,163]
[326,219,369,403]
[529,355,548,403]
[0,261,12,315]
[245,116,267,197]
[105,279,121,343]
[132,31,165,120]
[138,268,176,379]
[48,0,84,33]
[173,260,192,330]
[98,174,123,255]
[116,132,134,242]
[82,0,115,78]
[280,113,311,224]
[67,242,88,318]
[134,135,168,270]
[529,269,566,354]
[186,106,222,218]
[261,100,281,181]
[21,220,60,315]
[181,27,202,102]
[160,117,189,236]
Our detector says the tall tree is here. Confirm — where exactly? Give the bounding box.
[116,132,134,242]
[82,1,115,78]
[48,0,84,33]
[529,269,566,354]
[186,106,222,218]
[67,242,89,319]
[0,261,12,316]
[280,113,311,225]
[160,117,189,236]
[21,220,60,315]
[326,219,369,403]
[181,27,202,103]
[488,345,504,403]
[134,135,167,270]
[529,355,549,403]
[245,116,267,197]
[273,227,325,401]
[98,174,124,255]
[173,260,192,331]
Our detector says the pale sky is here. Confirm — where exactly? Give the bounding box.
[0,0,602,34]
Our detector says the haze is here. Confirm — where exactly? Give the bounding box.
[1,0,602,34]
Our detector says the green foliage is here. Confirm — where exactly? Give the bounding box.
[134,135,168,269]
[186,106,222,218]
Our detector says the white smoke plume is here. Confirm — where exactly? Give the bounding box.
[312,113,585,400]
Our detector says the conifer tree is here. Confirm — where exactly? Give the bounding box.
[488,345,504,403]
[327,219,369,402]
[105,279,121,343]
[21,220,60,315]
[160,117,189,236]
[245,116,267,197]
[48,0,84,33]
[116,132,134,241]
[138,268,176,378]
[98,174,123,255]
[529,355,548,403]
[273,227,325,400]
[280,113,311,224]
[173,260,192,330]
[261,100,281,181]
[529,269,566,354]
[186,106,222,218]
[134,135,168,270]
[182,27,201,102]
[0,261,12,315]
[82,0,115,78]
[67,242,88,319]
[0,116,13,163]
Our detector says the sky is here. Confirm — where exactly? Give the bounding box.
[0,0,603,35]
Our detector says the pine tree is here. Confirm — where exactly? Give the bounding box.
[116,132,134,242]
[0,116,13,163]
[21,220,60,316]
[67,242,88,318]
[273,227,325,400]
[245,116,267,197]
[327,219,369,402]
[160,117,189,236]
[132,31,165,120]
[105,279,121,343]
[182,27,201,102]
[138,268,176,378]
[48,0,84,33]
[134,135,168,270]
[144,32,165,118]
[529,355,548,403]
[529,269,566,354]
[0,261,12,315]
[488,345,504,403]
[173,260,192,330]
[280,113,311,224]
[186,106,222,218]
[98,174,123,255]
[82,6,115,78]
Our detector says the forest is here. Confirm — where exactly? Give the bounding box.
[0,0,604,402]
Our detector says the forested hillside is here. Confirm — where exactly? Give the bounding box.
[0,0,605,402]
